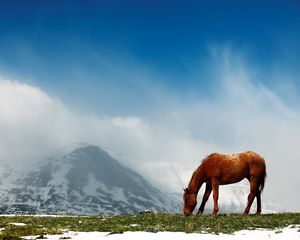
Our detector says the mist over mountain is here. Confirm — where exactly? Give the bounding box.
[0,144,179,215]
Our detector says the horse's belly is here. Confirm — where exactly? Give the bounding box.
[220,175,245,185]
[220,167,248,184]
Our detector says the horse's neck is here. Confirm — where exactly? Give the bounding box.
[188,166,204,195]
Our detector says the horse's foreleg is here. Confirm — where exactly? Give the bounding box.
[197,183,212,215]
[243,179,257,215]
[212,179,219,216]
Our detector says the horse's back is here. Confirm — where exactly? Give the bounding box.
[202,151,265,184]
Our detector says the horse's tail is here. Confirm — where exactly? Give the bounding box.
[259,163,267,193]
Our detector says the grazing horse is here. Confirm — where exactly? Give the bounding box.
[183,151,266,216]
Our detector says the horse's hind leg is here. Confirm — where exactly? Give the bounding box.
[243,178,258,215]
[256,190,261,215]
[256,174,265,215]
[197,183,212,215]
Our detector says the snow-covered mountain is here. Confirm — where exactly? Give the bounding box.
[0,145,179,215]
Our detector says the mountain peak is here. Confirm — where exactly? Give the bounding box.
[0,144,179,215]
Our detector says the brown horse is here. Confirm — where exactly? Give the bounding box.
[183,151,266,216]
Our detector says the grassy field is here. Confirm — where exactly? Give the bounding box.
[0,213,299,239]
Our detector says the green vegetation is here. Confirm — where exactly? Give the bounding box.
[0,213,299,239]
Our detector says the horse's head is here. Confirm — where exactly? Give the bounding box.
[183,188,197,216]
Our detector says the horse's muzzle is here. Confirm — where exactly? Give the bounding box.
[183,209,192,216]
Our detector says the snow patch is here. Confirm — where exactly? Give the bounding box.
[9,222,26,226]
[22,225,300,240]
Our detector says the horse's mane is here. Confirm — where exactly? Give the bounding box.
[189,166,200,185]
[200,154,213,164]
[188,155,210,187]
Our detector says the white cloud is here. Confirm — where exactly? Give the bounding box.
[0,76,214,182]
[1,48,300,212]
[0,78,75,161]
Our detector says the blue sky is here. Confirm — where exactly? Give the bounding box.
[1,1,300,115]
[1,1,300,211]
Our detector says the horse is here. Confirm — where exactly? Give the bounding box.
[183,151,266,216]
